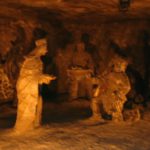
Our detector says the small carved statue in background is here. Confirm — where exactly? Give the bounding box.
[89,54,131,123]
[68,42,94,100]
[14,38,56,133]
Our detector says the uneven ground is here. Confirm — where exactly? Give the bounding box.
[0,97,150,150]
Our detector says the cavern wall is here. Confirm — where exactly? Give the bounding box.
[0,0,150,101]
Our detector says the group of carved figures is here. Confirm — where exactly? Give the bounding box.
[55,38,132,123]
[0,33,136,134]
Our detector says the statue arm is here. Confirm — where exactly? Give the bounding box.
[114,77,131,101]
[39,74,56,84]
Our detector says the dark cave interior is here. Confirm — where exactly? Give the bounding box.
[0,2,150,148]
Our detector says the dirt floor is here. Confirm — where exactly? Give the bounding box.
[0,97,150,150]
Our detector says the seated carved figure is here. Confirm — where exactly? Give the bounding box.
[14,38,56,133]
[89,55,131,123]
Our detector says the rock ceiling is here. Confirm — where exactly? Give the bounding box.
[0,0,150,24]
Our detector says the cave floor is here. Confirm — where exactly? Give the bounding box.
[0,96,150,150]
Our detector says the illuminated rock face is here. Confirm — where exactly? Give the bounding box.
[1,1,150,22]
[0,1,150,26]
[0,67,15,103]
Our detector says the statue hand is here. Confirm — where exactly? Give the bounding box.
[48,75,56,81]
[39,74,56,84]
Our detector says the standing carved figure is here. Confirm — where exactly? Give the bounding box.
[89,55,131,122]
[15,38,56,133]
[68,42,94,100]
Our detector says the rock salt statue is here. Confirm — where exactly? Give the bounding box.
[14,38,56,133]
[88,54,131,123]
[67,42,94,100]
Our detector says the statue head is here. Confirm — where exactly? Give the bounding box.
[35,38,47,47]
[30,38,48,57]
[110,55,128,72]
